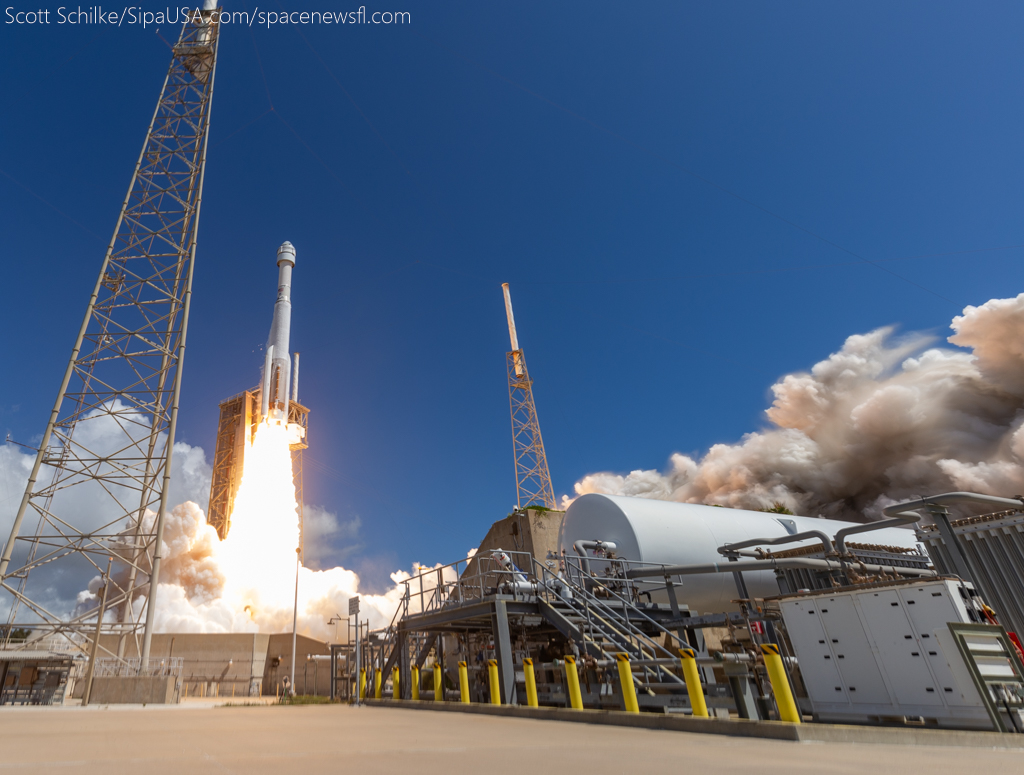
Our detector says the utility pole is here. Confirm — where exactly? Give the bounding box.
[290,546,300,697]
[502,284,556,510]
[350,596,360,706]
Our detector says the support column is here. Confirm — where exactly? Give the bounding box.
[664,578,693,646]
[491,600,517,704]
[398,630,411,700]
[930,506,981,584]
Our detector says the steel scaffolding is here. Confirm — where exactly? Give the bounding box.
[506,350,556,510]
[501,283,555,510]
[0,9,220,668]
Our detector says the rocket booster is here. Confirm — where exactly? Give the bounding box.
[261,241,297,422]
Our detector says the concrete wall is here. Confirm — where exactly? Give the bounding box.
[463,508,565,579]
[75,632,335,699]
[262,634,332,697]
[88,676,177,704]
[83,633,272,699]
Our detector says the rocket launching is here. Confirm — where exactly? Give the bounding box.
[207,242,310,539]
[260,241,299,428]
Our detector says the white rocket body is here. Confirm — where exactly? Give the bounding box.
[261,241,296,423]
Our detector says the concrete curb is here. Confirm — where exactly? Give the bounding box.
[362,699,1024,749]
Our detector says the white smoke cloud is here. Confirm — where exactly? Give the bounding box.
[141,501,444,640]
[571,294,1024,521]
[301,506,362,570]
[3,415,428,639]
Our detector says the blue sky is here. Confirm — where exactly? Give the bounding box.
[3,1,1024,589]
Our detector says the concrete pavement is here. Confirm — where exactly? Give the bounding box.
[0,702,1020,773]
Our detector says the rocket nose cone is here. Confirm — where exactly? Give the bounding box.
[277,241,296,266]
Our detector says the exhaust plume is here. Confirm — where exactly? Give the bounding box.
[572,294,1024,521]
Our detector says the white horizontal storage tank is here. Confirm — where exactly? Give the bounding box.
[559,494,920,614]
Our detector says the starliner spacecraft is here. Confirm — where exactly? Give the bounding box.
[207,242,310,539]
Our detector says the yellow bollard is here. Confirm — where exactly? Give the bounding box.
[411,666,420,700]
[487,659,501,705]
[374,669,382,699]
[523,658,539,708]
[761,644,801,724]
[433,663,443,701]
[458,661,470,704]
[358,668,367,700]
[678,648,708,718]
[614,653,639,713]
[563,656,584,710]
[392,666,400,700]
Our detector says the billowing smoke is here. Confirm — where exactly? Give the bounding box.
[572,294,1024,521]
[2,418,445,641]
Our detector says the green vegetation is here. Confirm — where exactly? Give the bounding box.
[760,502,795,515]
[0,627,30,643]
[276,694,333,705]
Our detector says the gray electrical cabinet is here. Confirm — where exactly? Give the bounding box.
[779,579,1005,729]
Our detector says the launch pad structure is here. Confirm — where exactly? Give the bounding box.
[0,8,220,667]
[502,284,556,511]
[208,388,309,541]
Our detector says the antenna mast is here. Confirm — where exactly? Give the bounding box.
[502,284,556,510]
[1,9,221,667]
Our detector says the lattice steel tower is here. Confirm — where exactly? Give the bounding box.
[0,9,220,666]
[502,284,556,510]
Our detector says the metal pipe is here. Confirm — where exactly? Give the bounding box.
[626,556,936,580]
[882,492,1023,589]
[831,491,1018,557]
[718,530,834,556]
[573,540,618,576]
[834,513,921,555]
[882,491,1024,517]
[292,352,300,403]
[574,540,618,555]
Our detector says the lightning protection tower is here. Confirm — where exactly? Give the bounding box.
[502,284,556,510]
[0,9,221,668]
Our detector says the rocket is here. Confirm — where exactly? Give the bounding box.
[206,241,308,538]
[260,241,298,424]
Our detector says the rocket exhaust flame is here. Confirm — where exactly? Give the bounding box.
[118,420,451,639]
[216,420,301,614]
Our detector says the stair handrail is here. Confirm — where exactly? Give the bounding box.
[531,556,687,688]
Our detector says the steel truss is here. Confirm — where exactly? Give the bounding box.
[507,350,556,510]
[0,10,220,667]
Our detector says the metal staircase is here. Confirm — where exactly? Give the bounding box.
[531,557,692,696]
[356,550,749,712]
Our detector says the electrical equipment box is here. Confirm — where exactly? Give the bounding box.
[779,578,1023,730]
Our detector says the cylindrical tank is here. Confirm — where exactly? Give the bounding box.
[559,494,919,614]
